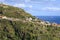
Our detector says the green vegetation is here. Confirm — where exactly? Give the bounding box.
[0,4,60,40]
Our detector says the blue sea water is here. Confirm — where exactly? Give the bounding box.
[37,16,60,24]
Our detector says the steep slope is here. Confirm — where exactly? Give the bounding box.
[0,4,35,19]
[0,4,60,40]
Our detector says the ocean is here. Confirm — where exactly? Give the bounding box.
[37,16,60,24]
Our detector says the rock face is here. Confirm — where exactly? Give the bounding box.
[0,4,60,40]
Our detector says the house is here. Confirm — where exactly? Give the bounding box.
[29,17,32,21]
[45,21,51,26]
[2,16,7,19]
[26,17,32,21]
[40,21,46,25]
[51,23,57,27]
[3,6,8,8]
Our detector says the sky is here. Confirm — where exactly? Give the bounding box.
[0,0,60,16]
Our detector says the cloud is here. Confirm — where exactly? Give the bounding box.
[42,7,60,11]
[29,0,56,4]
[14,3,33,8]
[14,3,26,7]
[29,5,32,8]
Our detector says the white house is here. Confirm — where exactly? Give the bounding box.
[29,17,32,21]
[45,21,51,25]
[52,22,57,26]
[40,21,46,25]
[26,17,32,21]
[3,6,8,8]
[2,16,7,19]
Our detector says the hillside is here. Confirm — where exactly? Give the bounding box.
[0,4,60,40]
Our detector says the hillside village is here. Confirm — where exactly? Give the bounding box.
[0,15,60,27]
